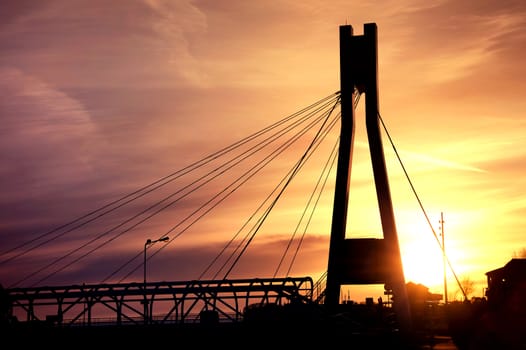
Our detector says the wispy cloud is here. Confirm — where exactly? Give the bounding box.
[0,67,99,199]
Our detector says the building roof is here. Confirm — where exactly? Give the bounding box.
[486,258,526,278]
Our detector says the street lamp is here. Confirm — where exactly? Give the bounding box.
[143,236,169,324]
[143,237,169,286]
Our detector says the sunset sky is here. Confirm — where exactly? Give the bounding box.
[1,0,525,303]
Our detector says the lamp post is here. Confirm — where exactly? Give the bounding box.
[143,236,169,324]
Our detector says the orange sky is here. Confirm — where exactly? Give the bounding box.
[1,0,525,303]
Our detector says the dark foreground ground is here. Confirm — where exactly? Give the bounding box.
[5,321,455,350]
[6,301,526,349]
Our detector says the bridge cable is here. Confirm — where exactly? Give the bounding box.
[113,96,340,283]
[279,131,340,278]
[377,111,467,300]
[8,92,339,287]
[272,112,340,277]
[197,98,341,280]
[1,91,339,271]
[219,99,338,280]
[279,91,362,277]
[103,94,341,283]
[192,108,339,316]
[37,93,342,287]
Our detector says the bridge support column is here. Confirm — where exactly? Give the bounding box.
[325,23,412,335]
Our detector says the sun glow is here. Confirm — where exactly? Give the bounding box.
[401,239,445,291]
[397,212,447,293]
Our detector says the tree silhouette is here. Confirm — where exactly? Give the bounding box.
[512,247,526,258]
[454,276,475,301]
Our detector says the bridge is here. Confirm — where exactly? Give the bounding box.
[1,24,461,345]
[5,277,315,325]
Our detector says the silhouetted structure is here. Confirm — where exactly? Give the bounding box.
[406,282,445,337]
[485,258,526,307]
[2,23,427,348]
[6,277,313,326]
[448,259,526,350]
[325,23,412,334]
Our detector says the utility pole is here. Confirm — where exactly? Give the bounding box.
[440,212,448,305]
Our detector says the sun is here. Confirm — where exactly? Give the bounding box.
[401,239,445,290]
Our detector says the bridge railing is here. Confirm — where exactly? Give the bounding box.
[6,276,314,327]
[311,270,328,303]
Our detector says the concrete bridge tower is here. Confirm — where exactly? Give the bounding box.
[325,23,412,333]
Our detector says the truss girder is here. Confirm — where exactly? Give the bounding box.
[6,277,313,326]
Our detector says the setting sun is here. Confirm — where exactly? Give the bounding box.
[401,239,445,291]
